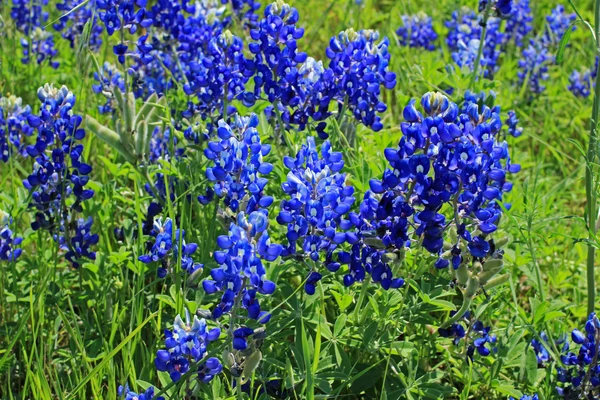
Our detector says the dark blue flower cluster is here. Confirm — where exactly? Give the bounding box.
[54,0,103,51]
[479,0,512,18]
[62,217,98,268]
[569,59,598,98]
[183,30,248,123]
[556,313,600,397]
[118,384,164,400]
[510,395,538,400]
[21,84,96,268]
[503,0,532,48]
[505,110,523,138]
[541,5,576,47]
[518,39,553,95]
[92,62,126,114]
[138,217,202,277]
[364,91,518,266]
[438,314,497,359]
[10,0,59,68]
[397,12,438,51]
[155,312,222,383]
[223,0,260,28]
[244,2,308,110]
[202,115,273,213]
[277,137,355,293]
[445,8,503,77]
[0,95,34,162]
[0,212,23,262]
[325,29,397,132]
[204,210,280,321]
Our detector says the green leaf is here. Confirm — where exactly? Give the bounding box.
[556,20,577,64]
[525,347,538,385]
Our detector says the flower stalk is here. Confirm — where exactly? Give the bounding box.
[586,0,600,315]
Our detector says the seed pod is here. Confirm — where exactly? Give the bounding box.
[465,276,479,297]
[494,236,509,248]
[483,273,510,289]
[482,258,503,271]
[242,350,262,379]
[455,263,469,286]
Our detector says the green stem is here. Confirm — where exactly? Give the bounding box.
[353,274,371,323]
[586,0,600,315]
[439,294,473,329]
[470,1,492,88]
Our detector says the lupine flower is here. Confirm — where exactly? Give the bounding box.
[531,332,551,365]
[203,211,281,320]
[11,0,60,68]
[154,312,222,383]
[22,84,96,268]
[445,8,504,77]
[202,114,274,213]
[510,395,539,400]
[518,39,553,95]
[397,12,438,51]
[0,211,23,262]
[439,314,497,360]
[325,28,396,131]
[92,62,126,114]
[138,217,202,277]
[183,30,248,123]
[277,137,355,292]
[505,110,523,137]
[118,384,164,400]
[569,59,598,98]
[479,0,513,18]
[0,95,34,162]
[361,91,518,266]
[63,217,99,268]
[54,0,103,51]
[503,0,533,48]
[556,313,600,397]
[542,5,576,47]
[244,1,308,110]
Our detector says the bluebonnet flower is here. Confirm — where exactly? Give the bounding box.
[397,12,438,51]
[277,137,355,292]
[54,0,103,51]
[183,30,248,123]
[92,62,126,114]
[518,39,553,95]
[62,217,99,268]
[244,1,307,110]
[138,217,202,277]
[0,95,34,162]
[542,5,576,47]
[223,0,260,28]
[510,395,538,400]
[479,0,513,18]
[10,0,59,68]
[503,0,533,48]
[118,384,164,400]
[505,110,523,137]
[0,211,23,262]
[439,314,497,360]
[96,0,153,63]
[325,29,396,131]
[531,332,551,365]
[202,114,274,213]
[445,8,504,77]
[203,211,281,320]
[155,312,222,383]
[362,91,518,264]
[22,84,96,268]
[556,313,600,397]
[569,59,598,98]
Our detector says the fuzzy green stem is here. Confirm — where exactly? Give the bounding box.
[439,294,474,329]
[586,0,600,315]
[353,275,371,323]
[470,1,492,88]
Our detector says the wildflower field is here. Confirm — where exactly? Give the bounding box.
[3,0,600,398]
